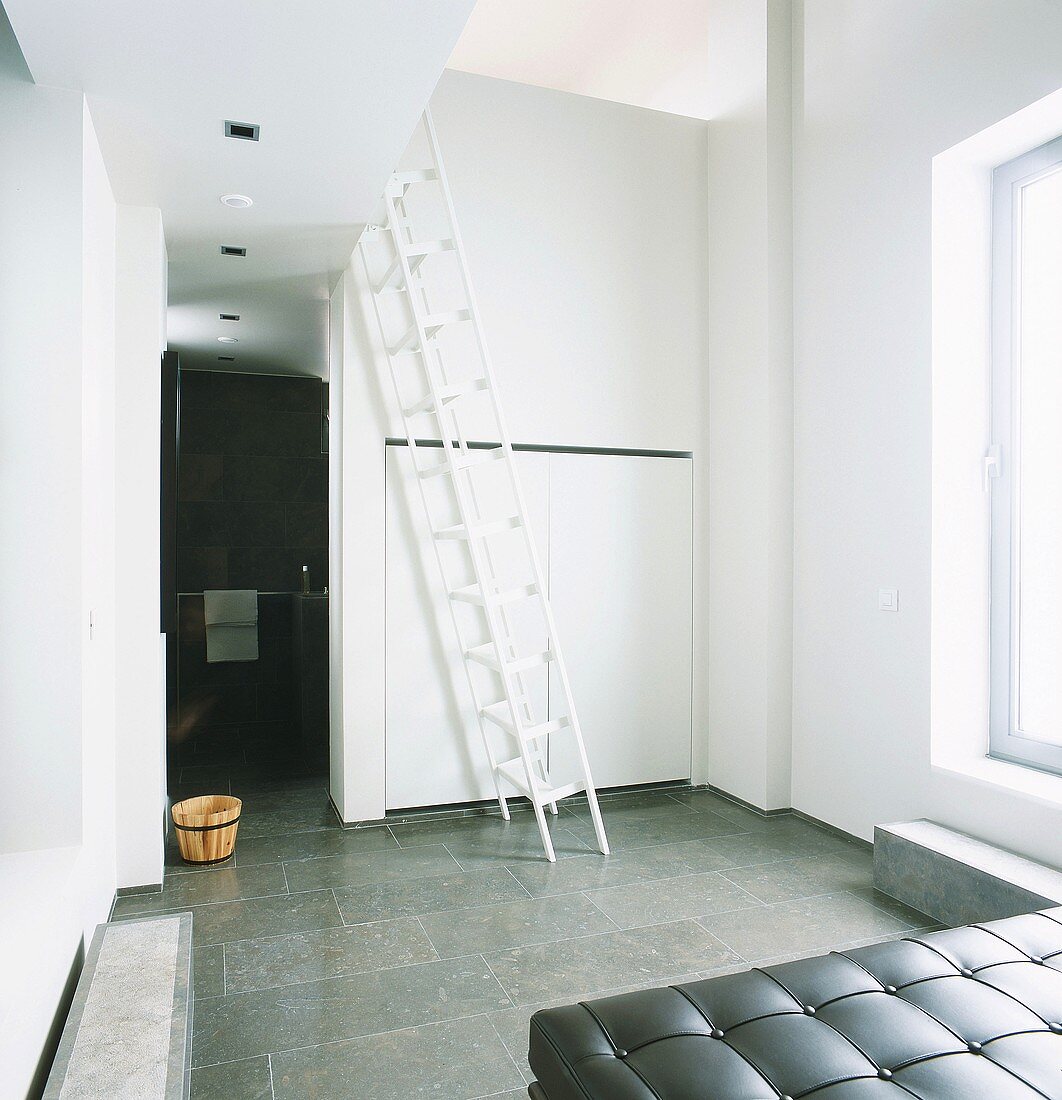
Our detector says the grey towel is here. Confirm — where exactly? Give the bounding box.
[203,590,258,663]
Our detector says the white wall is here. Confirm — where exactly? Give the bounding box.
[791,0,1062,862]
[114,205,167,889]
[706,0,794,811]
[330,71,710,821]
[0,18,126,1084]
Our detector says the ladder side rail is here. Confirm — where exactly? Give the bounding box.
[422,109,606,849]
[380,185,546,831]
[357,237,512,822]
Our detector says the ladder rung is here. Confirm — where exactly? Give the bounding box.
[495,758,583,803]
[403,378,489,418]
[449,582,538,607]
[434,515,521,541]
[466,644,554,674]
[481,703,571,741]
[373,238,455,293]
[387,168,438,197]
[418,447,503,480]
[388,310,470,357]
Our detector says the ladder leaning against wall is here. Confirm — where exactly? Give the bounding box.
[356,110,608,862]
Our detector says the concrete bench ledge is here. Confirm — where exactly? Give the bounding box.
[44,914,191,1100]
[875,819,1062,926]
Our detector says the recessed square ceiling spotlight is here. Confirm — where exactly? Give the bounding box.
[218,355,236,362]
[220,194,253,209]
[224,120,260,141]
[220,245,247,256]
[220,313,240,321]
[217,336,239,344]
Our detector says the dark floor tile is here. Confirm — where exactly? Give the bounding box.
[563,790,698,823]
[112,864,287,916]
[484,920,741,1005]
[583,870,761,930]
[182,889,343,948]
[236,824,396,867]
[565,808,747,851]
[192,956,512,1066]
[270,1015,523,1100]
[389,812,586,860]
[334,866,531,925]
[720,853,875,904]
[191,1056,273,1100]
[701,891,911,963]
[419,893,616,958]
[509,839,735,898]
[223,918,438,994]
[281,844,462,893]
[193,945,226,999]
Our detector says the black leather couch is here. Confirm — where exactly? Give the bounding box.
[527,907,1062,1099]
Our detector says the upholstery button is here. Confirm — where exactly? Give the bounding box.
[878,1069,893,1080]
[710,1028,725,1039]
[959,968,974,978]
[803,1005,816,1015]
[1049,1022,1062,1034]
[614,1049,627,1059]
[884,984,897,994]
[1030,956,1044,965]
[968,1041,983,1054]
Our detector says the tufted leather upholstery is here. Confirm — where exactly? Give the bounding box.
[527,907,1062,1099]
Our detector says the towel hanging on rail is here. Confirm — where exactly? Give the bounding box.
[203,589,258,663]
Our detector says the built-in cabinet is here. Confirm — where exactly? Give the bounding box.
[384,444,693,810]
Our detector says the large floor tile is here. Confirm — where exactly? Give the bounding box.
[704,828,853,869]
[112,863,287,916]
[719,853,875,904]
[390,814,589,868]
[281,844,462,893]
[190,1055,273,1100]
[238,790,336,838]
[334,866,531,925]
[701,890,911,963]
[565,809,747,852]
[483,919,741,1005]
[223,918,438,993]
[192,955,512,1066]
[270,1015,524,1100]
[236,824,397,866]
[187,889,343,948]
[192,944,226,999]
[562,790,697,823]
[583,870,761,929]
[419,893,616,958]
[508,839,735,898]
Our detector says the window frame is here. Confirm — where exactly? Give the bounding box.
[989,133,1062,776]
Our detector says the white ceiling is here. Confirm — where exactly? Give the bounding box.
[448,0,716,121]
[4,0,476,377]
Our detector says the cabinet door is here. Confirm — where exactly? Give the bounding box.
[548,453,693,790]
[384,446,549,809]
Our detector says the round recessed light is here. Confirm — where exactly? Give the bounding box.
[220,193,253,209]
[217,336,239,344]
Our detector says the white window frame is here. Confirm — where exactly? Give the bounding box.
[990,133,1062,776]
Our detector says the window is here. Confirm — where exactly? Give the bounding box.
[990,134,1062,774]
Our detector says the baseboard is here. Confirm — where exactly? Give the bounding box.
[706,783,791,819]
[793,808,873,851]
[116,882,163,898]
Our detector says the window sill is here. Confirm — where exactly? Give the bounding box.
[933,749,1062,807]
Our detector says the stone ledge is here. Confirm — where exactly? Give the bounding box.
[875,819,1062,926]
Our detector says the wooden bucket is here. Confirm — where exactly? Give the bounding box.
[171,795,242,865]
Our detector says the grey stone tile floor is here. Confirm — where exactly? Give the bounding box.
[118,781,938,1099]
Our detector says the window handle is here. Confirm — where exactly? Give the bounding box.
[983,444,1002,492]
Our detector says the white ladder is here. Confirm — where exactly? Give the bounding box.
[357,110,608,862]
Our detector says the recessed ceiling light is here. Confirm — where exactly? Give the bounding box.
[220,193,253,209]
[218,355,236,362]
[224,120,260,142]
[219,245,247,256]
[220,313,240,321]
[217,336,239,344]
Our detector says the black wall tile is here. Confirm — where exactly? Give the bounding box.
[179,453,223,501]
[285,503,328,548]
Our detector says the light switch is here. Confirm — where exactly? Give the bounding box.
[878,588,899,612]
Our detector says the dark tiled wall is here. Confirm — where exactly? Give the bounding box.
[177,370,328,594]
[171,371,329,785]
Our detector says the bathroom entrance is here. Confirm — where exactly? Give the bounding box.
[165,367,330,801]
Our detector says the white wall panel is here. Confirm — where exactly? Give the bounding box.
[548,453,693,789]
